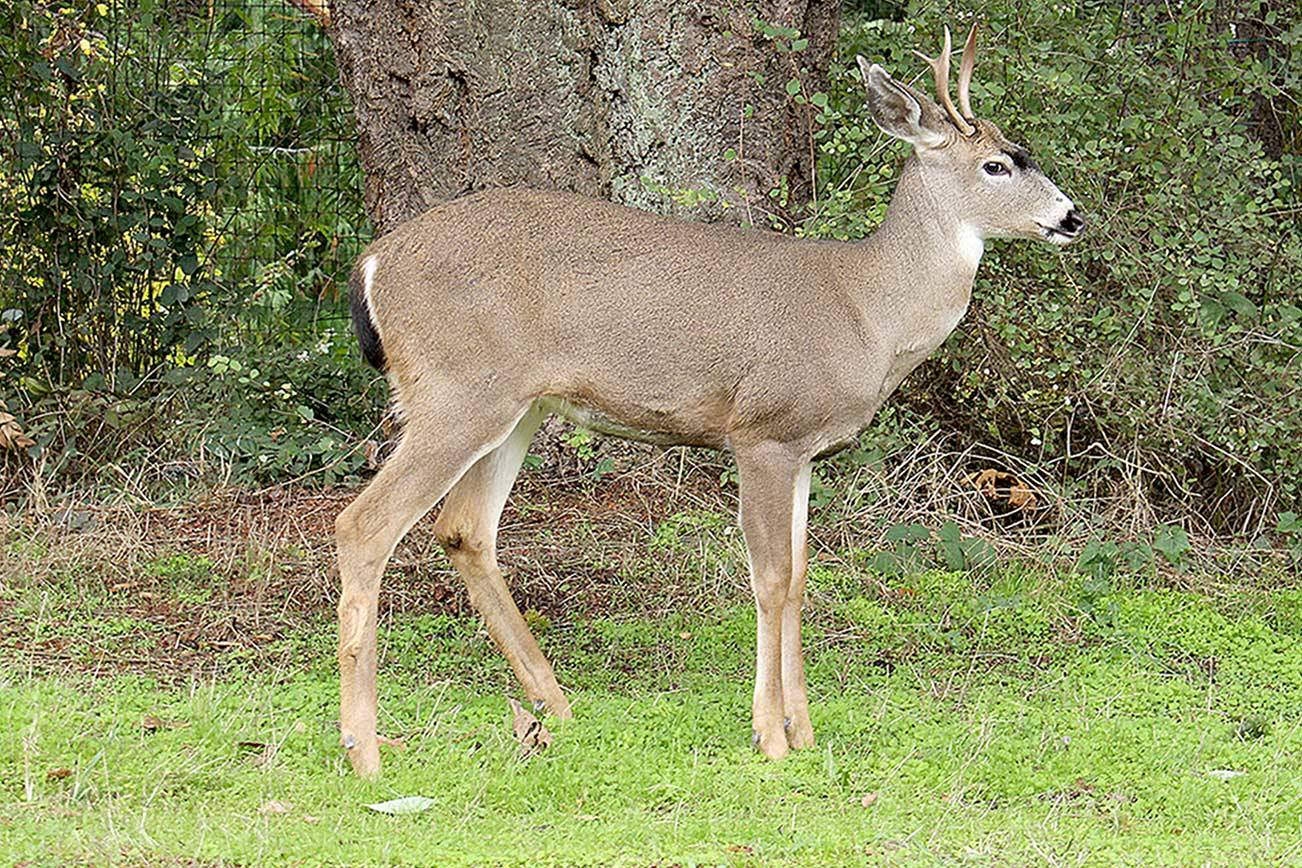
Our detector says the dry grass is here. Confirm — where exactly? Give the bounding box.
[1,431,1292,681]
[0,450,744,679]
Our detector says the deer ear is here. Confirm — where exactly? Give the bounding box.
[856,57,949,150]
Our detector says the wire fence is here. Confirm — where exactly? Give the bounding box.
[1,0,366,388]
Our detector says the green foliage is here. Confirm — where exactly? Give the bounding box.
[864,519,996,576]
[863,520,930,575]
[1076,538,1121,582]
[1277,511,1302,563]
[804,0,1301,527]
[2,0,221,389]
[1153,524,1192,566]
[9,569,1302,863]
[0,0,371,487]
[936,519,996,571]
[559,427,616,482]
[1075,529,1190,584]
[180,333,381,483]
[649,509,729,552]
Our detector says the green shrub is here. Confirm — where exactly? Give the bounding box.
[0,0,372,488]
[806,0,1300,529]
[3,0,1298,532]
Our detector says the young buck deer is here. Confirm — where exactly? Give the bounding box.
[335,23,1083,776]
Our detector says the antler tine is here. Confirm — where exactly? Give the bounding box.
[957,22,979,122]
[910,25,975,136]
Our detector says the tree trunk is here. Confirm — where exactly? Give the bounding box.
[329,0,840,234]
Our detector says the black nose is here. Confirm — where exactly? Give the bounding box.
[1059,209,1085,234]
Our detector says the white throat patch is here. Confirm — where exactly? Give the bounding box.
[957,224,985,270]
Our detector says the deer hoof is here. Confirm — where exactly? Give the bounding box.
[752,727,790,760]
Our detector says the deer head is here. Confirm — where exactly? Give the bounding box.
[856,24,1085,247]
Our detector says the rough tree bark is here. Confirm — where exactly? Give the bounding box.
[329,0,840,234]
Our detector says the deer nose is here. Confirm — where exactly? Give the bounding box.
[1059,209,1085,235]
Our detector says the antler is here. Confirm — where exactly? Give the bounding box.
[957,23,978,124]
[911,24,978,137]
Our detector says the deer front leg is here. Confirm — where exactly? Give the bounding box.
[735,443,807,760]
[782,464,814,749]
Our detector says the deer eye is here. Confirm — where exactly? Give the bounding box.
[983,161,1009,176]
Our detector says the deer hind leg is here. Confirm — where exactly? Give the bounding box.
[735,443,807,760]
[781,465,814,749]
[432,405,572,718]
[336,401,531,778]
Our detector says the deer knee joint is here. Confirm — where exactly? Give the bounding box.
[752,577,789,614]
[435,528,463,552]
[435,522,487,559]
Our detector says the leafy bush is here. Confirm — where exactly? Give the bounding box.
[3,0,1299,542]
[804,0,1300,532]
[0,0,372,488]
[177,331,383,484]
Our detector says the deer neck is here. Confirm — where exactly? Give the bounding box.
[855,155,982,354]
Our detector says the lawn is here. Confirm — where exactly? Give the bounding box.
[3,502,1301,865]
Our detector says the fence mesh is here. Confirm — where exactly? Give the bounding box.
[2,0,365,388]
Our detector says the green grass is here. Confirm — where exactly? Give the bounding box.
[4,557,1302,864]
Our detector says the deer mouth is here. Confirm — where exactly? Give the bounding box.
[1038,223,1080,246]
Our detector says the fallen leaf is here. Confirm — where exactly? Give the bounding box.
[1206,769,1246,781]
[377,734,407,751]
[967,468,1038,512]
[46,767,72,782]
[142,715,188,732]
[509,697,552,755]
[1007,480,1038,510]
[727,844,754,854]
[302,815,320,824]
[0,412,35,451]
[860,792,879,808]
[970,468,1000,497]
[258,799,293,815]
[366,795,436,815]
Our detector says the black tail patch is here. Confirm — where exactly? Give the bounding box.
[348,261,386,371]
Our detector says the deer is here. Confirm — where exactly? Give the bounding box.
[334,22,1084,777]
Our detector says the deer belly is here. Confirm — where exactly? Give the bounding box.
[536,397,726,449]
